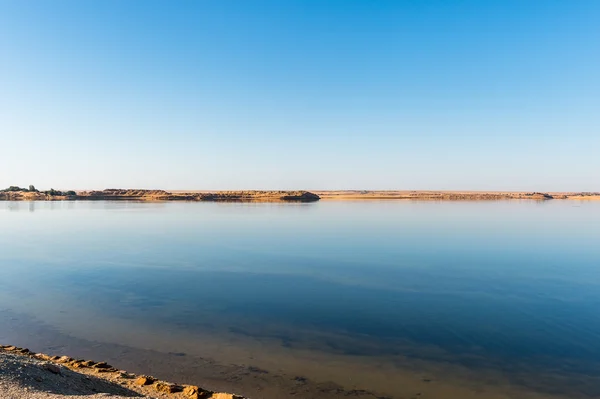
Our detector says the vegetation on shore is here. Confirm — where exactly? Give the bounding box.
[1,186,76,196]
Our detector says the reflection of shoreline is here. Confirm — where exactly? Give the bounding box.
[0,302,592,399]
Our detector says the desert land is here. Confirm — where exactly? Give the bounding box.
[1,187,599,202]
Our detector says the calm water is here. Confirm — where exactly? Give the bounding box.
[1,200,600,398]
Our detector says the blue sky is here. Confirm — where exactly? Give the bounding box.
[1,1,598,191]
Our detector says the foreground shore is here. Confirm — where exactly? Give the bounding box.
[1,188,599,202]
[0,345,243,399]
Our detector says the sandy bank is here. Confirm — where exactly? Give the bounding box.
[0,190,320,202]
[315,190,600,201]
[2,189,599,202]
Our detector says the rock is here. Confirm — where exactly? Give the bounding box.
[43,364,62,375]
[183,385,213,398]
[92,361,113,369]
[188,392,213,399]
[210,394,242,399]
[57,356,73,363]
[135,376,156,386]
[35,353,52,361]
[4,346,17,351]
[69,360,86,368]
[280,191,320,202]
[155,382,182,393]
[184,386,199,396]
[82,360,96,367]
[95,367,118,373]
[119,371,135,379]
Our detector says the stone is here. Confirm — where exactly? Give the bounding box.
[69,360,85,368]
[135,376,156,386]
[91,362,117,372]
[57,356,73,363]
[82,360,96,367]
[155,382,182,394]
[4,346,17,351]
[210,394,242,399]
[35,353,52,361]
[183,385,212,399]
[95,367,118,373]
[187,392,212,399]
[184,386,199,396]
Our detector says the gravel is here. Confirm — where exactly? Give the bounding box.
[0,352,154,399]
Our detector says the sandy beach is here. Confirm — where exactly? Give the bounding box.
[0,346,243,399]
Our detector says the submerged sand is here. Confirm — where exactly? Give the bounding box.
[2,309,595,399]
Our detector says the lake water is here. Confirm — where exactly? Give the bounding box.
[1,200,600,399]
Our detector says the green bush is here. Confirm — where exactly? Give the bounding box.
[44,188,64,196]
[3,186,27,192]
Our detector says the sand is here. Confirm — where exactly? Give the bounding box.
[0,347,241,399]
[0,351,146,399]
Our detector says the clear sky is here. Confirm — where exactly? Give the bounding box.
[1,1,598,191]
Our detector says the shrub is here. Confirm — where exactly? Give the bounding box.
[44,188,64,196]
[5,186,26,192]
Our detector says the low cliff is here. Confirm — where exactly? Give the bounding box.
[75,189,321,202]
[0,188,321,202]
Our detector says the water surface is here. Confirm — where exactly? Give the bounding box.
[1,200,600,398]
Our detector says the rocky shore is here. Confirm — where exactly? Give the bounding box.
[0,345,243,399]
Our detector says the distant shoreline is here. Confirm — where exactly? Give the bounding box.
[315,190,600,201]
[1,189,599,202]
[0,189,321,202]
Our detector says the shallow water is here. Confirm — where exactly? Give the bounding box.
[1,200,600,398]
